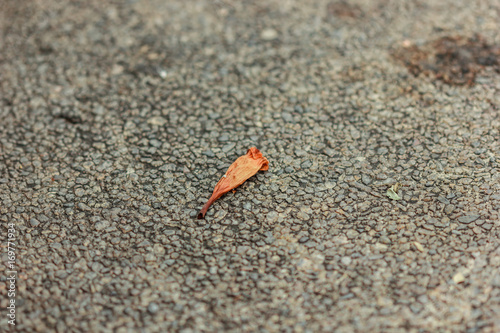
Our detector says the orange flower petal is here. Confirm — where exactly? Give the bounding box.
[198,147,269,219]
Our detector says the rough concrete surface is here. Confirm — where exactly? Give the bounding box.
[1,0,499,332]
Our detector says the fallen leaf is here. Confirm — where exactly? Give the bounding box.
[198,147,269,219]
[387,183,401,200]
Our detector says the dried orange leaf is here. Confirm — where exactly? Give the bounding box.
[198,147,269,219]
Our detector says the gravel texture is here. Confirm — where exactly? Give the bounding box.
[1,0,499,332]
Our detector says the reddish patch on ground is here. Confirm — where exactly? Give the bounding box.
[392,35,500,86]
[327,1,363,19]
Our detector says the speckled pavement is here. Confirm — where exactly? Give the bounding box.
[1,0,499,332]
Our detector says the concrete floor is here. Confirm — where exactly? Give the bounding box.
[1,0,499,331]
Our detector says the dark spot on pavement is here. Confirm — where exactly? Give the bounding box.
[326,1,363,19]
[392,34,500,86]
